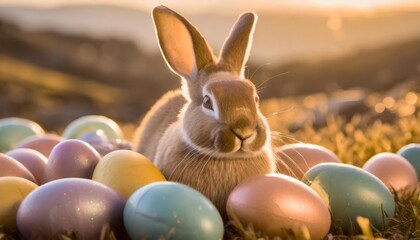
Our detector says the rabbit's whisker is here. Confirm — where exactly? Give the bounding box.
[256,71,290,92]
[248,62,272,81]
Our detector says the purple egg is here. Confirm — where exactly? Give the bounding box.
[79,130,133,157]
[0,153,37,183]
[15,134,63,157]
[6,148,48,184]
[17,178,127,239]
[45,140,101,182]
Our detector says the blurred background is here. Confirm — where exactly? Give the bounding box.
[0,0,419,137]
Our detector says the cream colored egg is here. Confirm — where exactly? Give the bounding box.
[0,177,38,229]
[363,152,418,191]
[92,150,166,199]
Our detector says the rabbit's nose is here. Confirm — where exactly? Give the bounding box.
[231,116,256,140]
[231,127,254,140]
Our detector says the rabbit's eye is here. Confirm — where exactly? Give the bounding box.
[203,95,213,111]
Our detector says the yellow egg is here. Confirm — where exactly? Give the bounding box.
[0,177,38,229]
[92,150,166,199]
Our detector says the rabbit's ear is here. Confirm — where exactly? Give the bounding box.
[219,12,257,78]
[152,6,215,79]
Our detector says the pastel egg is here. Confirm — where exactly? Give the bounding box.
[63,115,123,140]
[276,143,341,179]
[79,130,132,157]
[0,118,44,152]
[92,150,165,199]
[6,148,48,184]
[397,143,420,180]
[227,174,331,239]
[363,152,418,191]
[124,182,223,240]
[302,163,395,234]
[0,153,37,183]
[45,139,101,182]
[0,177,38,229]
[15,134,63,157]
[17,178,126,239]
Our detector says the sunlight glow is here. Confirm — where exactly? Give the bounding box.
[327,16,343,31]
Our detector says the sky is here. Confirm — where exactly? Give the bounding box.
[0,0,419,14]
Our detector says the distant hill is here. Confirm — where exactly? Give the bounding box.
[0,5,420,64]
[0,18,419,131]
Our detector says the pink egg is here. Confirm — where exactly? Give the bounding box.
[276,143,340,179]
[0,153,37,183]
[15,134,63,157]
[363,152,418,191]
[227,174,331,239]
[6,148,48,184]
[45,140,101,182]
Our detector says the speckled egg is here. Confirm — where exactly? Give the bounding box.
[6,148,48,184]
[363,152,418,191]
[45,139,101,181]
[15,134,63,157]
[0,118,44,152]
[0,177,38,229]
[397,143,420,181]
[0,153,36,183]
[276,143,340,179]
[227,174,331,239]
[92,150,165,199]
[16,178,126,239]
[63,115,123,140]
[123,181,224,240]
[303,163,395,234]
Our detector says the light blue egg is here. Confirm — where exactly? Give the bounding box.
[63,115,122,140]
[397,143,420,180]
[302,163,395,234]
[0,118,44,152]
[123,182,224,240]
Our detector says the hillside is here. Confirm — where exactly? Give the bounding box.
[0,18,418,132]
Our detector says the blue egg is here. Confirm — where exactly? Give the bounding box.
[302,163,395,234]
[123,182,224,240]
[63,115,122,140]
[397,143,420,180]
[0,118,44,152]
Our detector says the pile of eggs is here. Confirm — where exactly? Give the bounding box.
[0,116,223,240]
[0,116,419,239]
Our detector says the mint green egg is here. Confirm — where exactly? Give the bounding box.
[124,182,224,240]
[0,118,44,152]
[302,163,395,234]
[397,144,420,180]
[63,115,122,140]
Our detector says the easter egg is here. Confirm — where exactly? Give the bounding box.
[363,152,418,191]
[92,150,165,199]
[6,148,48,184]
[15,134,63,157]
[79,130,132,156]
[0,177,38,229]
[45,139,101,182]
[63,115,123,140]
[0,118,44,152]
[0,153,36,183]
[227,174,331,239]
[17,178,126,239]
[276,143,340,179]
[123,182,223,240]
[302,163,395,234]
[397,143,420,180]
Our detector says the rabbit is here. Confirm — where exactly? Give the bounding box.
[134,5,276,220]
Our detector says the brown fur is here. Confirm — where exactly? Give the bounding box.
[134,6,276,220]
